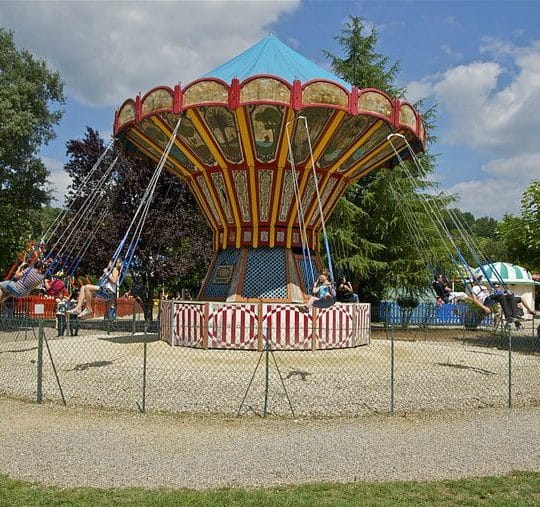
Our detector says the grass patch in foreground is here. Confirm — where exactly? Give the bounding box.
[0,471,539,506]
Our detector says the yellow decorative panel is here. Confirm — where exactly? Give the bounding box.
[303,82,348,107]
[232,170,250,222]
[211,172,234,224]
[196,175,222,226]
[258,170,273,222]
[241,78,290,103]
[399,104,417,130]
[184,81,228,106]
[200,106,244,164]
[142,89,173,115]
[358,91,392,118]
[118,102,135,127]
[279,169,297,222]
[248,104,284,163]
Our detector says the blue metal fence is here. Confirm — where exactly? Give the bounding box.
[379,302,494,327]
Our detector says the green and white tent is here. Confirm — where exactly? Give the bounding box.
[473,262,539,286]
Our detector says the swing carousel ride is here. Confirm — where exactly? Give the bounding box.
[113,35,425,350]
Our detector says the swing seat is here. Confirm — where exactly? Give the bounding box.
[0,281,26,298]
[313,296,336,309]
[95,287,115,302]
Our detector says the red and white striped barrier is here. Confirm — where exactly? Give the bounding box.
[161,301,370,350]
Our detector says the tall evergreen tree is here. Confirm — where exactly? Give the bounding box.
[324,16,448,304]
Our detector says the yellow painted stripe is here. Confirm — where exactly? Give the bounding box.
[151,116,207,172]
[348,150,398,184]
[235,107,255,167]
[128,128,192,180]
[144,118,229,245]
[201,171,229,249]
[187,109,242,248]
[236,107,258,247]
[286,110,346,247]
[303,119,383,226]
[343,138,398,181]
[270,109,295,247]
[127,130,223,250]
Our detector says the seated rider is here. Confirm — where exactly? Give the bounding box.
[67,259,121,318]
[300,268,336,313]
[432,274,449,304]
[0,261,47,303]
[336,275,359,303]
[471,273,522,328]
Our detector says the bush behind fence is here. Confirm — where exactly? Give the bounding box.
[0,302,538,417]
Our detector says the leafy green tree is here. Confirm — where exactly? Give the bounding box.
[0,28,64,272]
[325,16,447,304]
[497,180,540,271]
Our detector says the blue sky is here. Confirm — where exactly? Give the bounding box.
[1,0,539,218]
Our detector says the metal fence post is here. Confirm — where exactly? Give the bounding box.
[132,301,136,335]
[507,326,512,409]
[386,308,395,414]
[36,321,44,404]
[141,339,147,413]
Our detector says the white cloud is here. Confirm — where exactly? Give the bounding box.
[43,156,70,206]
[482,153,540,182]
[445,178,524,218]
[409,39,540,217]
[0,1,300,106]
[412,40,540,156]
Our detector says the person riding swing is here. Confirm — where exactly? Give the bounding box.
[67,259,121,318]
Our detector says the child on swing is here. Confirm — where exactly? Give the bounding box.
[299,268,336,313]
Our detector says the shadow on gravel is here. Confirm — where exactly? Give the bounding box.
[68,360,116,371]
[99,334,160,344]
[437,362,496,375]
[462,333,540,356]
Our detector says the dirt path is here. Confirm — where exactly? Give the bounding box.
[0,397,538,489]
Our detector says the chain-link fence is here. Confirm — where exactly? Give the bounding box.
[0,300,538,418]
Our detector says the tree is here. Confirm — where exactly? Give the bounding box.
[61,128,212,320]
[0,28,65,272]
[325,16,446,304]
[497,180,540,272]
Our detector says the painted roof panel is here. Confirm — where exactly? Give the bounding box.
[202,34,351,88]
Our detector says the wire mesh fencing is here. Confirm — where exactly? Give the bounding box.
[0,300,538,418]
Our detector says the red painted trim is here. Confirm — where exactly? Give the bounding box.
[349,87,359,115]
[173,84,182,113]
[140,85,174,102]
[292,80,302,110]
[182,76,230,92]
[229,78,241,109]
[239,74,292,88]
[139,107,173,122]
[135,94,142,122]
[301,78,350,94]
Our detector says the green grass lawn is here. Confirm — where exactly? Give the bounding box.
[0,471,539,506]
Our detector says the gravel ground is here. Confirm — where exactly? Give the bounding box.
[0,325,539,417]
[0,397,538,489]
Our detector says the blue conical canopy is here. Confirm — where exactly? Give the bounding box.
[202,34,351,88]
